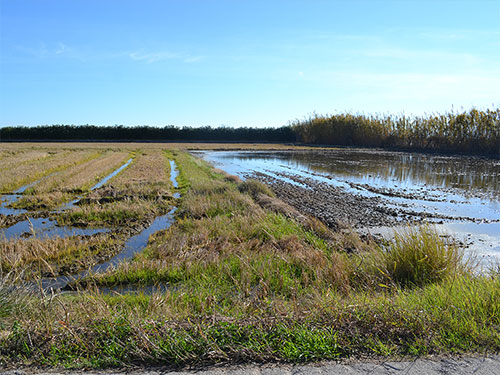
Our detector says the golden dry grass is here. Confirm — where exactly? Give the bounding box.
[106,150,171,194]
[0,149,99,192]
[0,142,328,152]
[11,151,130,209]
[48,151,129,193]
[0,149,52,171]
[0,233,123,277]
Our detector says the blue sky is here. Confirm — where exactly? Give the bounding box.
[1,0,499,127]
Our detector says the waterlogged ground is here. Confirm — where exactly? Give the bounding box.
[0,145,180,288]
[194,149,500,267]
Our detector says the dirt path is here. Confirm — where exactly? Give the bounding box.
[3,355,500,375]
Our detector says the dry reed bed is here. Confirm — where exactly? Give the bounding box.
[0,233,124,278]
[0,149,100,192]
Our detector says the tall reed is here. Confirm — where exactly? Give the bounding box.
[292,108,500,156]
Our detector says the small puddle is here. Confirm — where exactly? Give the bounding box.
[0,195,27,216]
[90,158,133,190]
[33,160,181,292]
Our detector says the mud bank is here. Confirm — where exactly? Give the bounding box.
[249,171,484,230]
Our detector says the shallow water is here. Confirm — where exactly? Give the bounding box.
[91,158,133,190]
[38,208,177,291]
[194,149,500,267]
[0,171,61,216]
[0,195,26,215]
[0,217,109,240]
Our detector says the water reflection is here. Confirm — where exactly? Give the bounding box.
[206,150,500,199]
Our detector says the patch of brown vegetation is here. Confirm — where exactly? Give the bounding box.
[0,233,124,277]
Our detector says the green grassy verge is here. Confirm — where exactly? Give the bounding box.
[0,150,499,369]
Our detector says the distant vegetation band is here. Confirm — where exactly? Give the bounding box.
[2,108,499,156]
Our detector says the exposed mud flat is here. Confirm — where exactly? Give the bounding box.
[251,171,498,230]
[251,172,397,229]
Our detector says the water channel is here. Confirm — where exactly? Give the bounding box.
[194,149,500,269]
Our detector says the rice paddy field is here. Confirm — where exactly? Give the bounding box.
[0,143,499,370]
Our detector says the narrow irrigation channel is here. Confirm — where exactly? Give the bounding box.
[33,159,181,292]
[0,170,61,216]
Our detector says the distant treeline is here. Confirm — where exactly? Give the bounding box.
[2,108,499,156]
[292,108,500,156]
[0,125,296,143]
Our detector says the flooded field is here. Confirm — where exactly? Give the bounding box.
[195,149,500,268]
[0,145,180,290]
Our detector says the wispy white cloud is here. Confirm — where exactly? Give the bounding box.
[360,48,482,64]
[419,29,500,41]
[55,42,69,55]
[183,56,203,63]
[17,43,203,64]
[128,50,203,64]
[128,51,181,63]
[18,42,71,58]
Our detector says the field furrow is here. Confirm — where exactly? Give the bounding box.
[11,151,130,209]
[29,150,130,194]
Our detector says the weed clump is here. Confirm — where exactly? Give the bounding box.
[238,179,275,199]
[382,226,465,287]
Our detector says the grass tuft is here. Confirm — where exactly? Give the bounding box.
[382,226,466,287]
[238,179,275,199]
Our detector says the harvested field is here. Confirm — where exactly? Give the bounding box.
[0,149,100,193]
[0,233,125,278]
[0,149,52,171]
[106,149,173,195]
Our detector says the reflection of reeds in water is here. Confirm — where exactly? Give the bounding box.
[268,149,500,197]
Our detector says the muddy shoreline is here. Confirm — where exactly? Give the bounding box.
[250,171,498,230]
